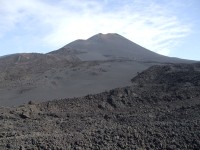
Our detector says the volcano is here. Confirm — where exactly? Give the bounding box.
[0,33,195,106]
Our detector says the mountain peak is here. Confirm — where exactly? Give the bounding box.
[87,33,121,42]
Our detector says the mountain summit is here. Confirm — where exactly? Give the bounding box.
[87,33,124,42]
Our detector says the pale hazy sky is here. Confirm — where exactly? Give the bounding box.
[0,0,199,60]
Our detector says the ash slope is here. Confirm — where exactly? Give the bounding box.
[0,33,195,106]
[0,63,200,149]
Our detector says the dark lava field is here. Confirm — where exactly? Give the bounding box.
[0,63,200,150]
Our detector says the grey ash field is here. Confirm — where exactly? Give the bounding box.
[0,33,199,149]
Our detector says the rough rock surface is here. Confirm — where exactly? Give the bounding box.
[0,63,200,149]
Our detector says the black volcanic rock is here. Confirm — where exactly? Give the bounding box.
[132,63,200,85]
[0,63,200,149]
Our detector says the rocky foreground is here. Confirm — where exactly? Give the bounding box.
[0,63,200,149]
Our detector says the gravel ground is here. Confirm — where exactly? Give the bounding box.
[0,63,200,149]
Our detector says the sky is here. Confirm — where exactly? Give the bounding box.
[0,0,199,60]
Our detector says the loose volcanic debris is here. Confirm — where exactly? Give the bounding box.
[0,63,200,149]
